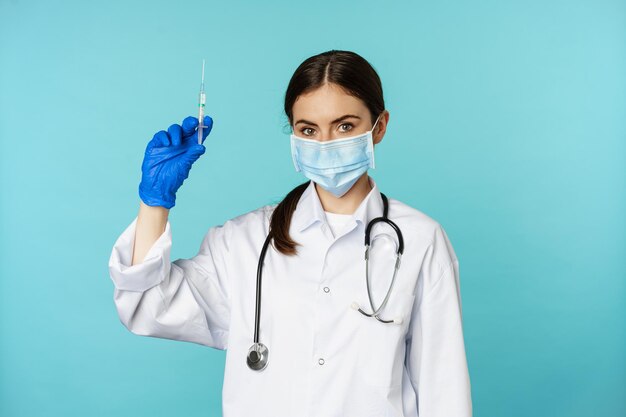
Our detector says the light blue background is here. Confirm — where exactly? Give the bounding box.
[1,0,624,416]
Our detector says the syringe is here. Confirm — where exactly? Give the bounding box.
[197,58,206,145]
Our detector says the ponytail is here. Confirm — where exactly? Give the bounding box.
[269,181,309,256]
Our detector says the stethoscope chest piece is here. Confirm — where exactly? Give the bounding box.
[247,342,269,371]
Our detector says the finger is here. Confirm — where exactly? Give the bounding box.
[201,115,214,144]
[182,116,198,136]
[153,130,171,147]
[168,123,183,147]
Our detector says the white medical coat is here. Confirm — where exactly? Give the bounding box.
[108,176,472,416]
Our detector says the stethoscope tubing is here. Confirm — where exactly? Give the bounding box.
[254,232,272,345]
[247,192,404,371]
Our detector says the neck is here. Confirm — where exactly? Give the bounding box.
[315,173,372,214]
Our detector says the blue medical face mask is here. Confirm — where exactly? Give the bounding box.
[290,114,382,197]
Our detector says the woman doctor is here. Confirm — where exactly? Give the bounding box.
[108,49,472,417]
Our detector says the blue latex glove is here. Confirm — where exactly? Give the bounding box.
[138,115,213,209]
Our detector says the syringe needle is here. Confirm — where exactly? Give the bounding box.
[197,58,206,145]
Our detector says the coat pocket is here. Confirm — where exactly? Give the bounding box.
[351,290,416,389]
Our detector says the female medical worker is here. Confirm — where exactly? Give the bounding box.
[108,49,472,417]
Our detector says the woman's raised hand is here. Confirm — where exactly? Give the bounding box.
[138,115,213,209]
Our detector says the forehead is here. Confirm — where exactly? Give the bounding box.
[292,83,367,121]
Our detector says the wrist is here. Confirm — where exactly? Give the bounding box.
[138,183,175,209]
[138,199,170,221]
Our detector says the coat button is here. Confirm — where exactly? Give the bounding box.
[323,286,330,293]
[318,358,325,365]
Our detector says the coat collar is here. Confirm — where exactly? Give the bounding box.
[292,176,385,233]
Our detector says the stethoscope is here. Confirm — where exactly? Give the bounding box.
[246,192,404,371]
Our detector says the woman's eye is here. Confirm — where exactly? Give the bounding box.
[339,123,353,132]
[300,127,315,136]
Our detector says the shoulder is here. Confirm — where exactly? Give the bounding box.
[386,196,458,268]
[226,202,278,229]
[212,202,279,239]
[201,203,278,253]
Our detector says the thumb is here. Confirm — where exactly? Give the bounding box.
[186,144,206,162]
[201,115,214,145]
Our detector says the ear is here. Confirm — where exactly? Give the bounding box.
[373,110,390,145]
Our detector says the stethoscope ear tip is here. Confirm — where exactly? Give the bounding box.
[351,302,403,324]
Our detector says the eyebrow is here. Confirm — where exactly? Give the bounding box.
[294,114,362,127]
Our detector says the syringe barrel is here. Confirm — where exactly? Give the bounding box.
[197,99,205,144]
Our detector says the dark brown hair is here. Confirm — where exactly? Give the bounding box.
[270,49,386,256]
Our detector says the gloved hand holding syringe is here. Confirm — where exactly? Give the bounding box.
[137,59,214,209]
